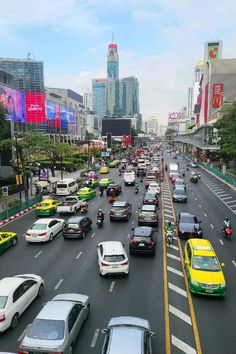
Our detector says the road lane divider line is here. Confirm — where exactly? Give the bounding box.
[135,210,138,213]
[194,198,197,201]
[54,278,63,290]
[76,251,83,259]
[232,260,236,268]
[219,239,224,245]
[167,266,183,277]
[169,305,192,325]
[91,232,96,238]
[17,323,32,341]
[171,335,197,354]
[167,253,181,261]
[34,250,43,258]
[204,213,207,217]
[167,244,179,251]
[221,196,231,200]
[132,220,134,224]
[90,329,100,347]
[109,281,115,292]
[168,283,187,297]
[210,224,214,229]
[199,205,202,208]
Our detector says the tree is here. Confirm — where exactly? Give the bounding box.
[214,105,236,161]
[85,130,96,140]
[0,103,11,140]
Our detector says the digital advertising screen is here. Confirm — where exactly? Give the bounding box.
[25,92,46,123]
[0,84,26,123]
[102,119,131,137]
[60,105,68,130]
[45,100,61,128]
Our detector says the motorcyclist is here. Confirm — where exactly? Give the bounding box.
[223,217,231,229]
[134,182,139,191]
[99,186,104,197]
[80,200,88,212]
[97,209,104,222]
[165,221,175,233]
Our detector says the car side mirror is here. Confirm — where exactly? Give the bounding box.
[185,260,190,265]
[149,331,155,337]
[221,263,225,268]
[102,328,109,334]
[131,227,134,231]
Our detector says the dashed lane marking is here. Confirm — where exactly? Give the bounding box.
[219,239,224,245]
[221,196,232,200]
[232,260,236,268]
[210,224,214,229]
[91,232,96,238]
[172,335,197,354]
[132,220,134,224]
[109,281,115,292]
[204,213,207,217]
[135,210,138,213]
[167,266,184,277]
[90,329,100,347]
[127,233,130,239]
[168,282,187,297]
[169,305,192,325]
[165,214,174,219]
[76,251,83,259]
[167,253,181,261]
[54,278,63,290]
[17,323,32,341]
[194,197,197,201]
[199,204,202,208]
[34,250,43,258]
[167,244,179,251]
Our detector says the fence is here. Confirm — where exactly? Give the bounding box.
[0,194,42,222]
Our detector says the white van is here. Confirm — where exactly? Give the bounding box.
[124,172,136,186]
[56,178,78,196]
[169,163,179,179]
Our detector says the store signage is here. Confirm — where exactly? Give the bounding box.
[212,84,224,108]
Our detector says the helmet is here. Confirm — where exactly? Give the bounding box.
[168,221,171,227]
[99,209,102,212]
[225,217,229,221]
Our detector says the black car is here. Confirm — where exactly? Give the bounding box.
[172,187,187,203]
[138,205,159,227]
[107,183,122,196]
[143,192,159,207]
[137,167,146,177]
[177,212,202,239]
[63,216,92,239]
[129,226,156,255]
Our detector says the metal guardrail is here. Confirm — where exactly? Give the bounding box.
[0,194,42,222]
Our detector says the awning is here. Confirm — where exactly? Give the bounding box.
[35,181,49,188]
[49,177,59,183]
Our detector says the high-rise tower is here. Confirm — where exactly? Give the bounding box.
[107,43,119,80]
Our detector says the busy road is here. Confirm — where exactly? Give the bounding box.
[0,147,235,354]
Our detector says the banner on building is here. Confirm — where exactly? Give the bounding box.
[122,135,127,148]
[0,84,26,123]
[39,167,49,181]
[25,92,46,123]
[212,84,224,108]
[127,135,132,147]
[205,41,223,61]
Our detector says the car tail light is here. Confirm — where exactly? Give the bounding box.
[101,261,109,266]
[24,232,30,236]
[76,229,82,233]
[144,199,147,203]
[129,240,137,245]
[18,351,29,354]
[139,214,144,219]
[38,232,47,237]
[148,241,156,246]
[0,314,5,322]
[121,260,129,265]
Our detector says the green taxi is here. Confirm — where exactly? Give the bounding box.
[77,187,96,200]
[109,161,117,168]
[35,199,62,217]
[0,232,18,253]
[85,178,98,189]
[98,178,114,189]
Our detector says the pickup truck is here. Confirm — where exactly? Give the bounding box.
[57,196,82,214]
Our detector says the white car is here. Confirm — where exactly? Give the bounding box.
[97,241,129,276]
[148,182,161,195]
[121,158,128,163]
[0,274,44,332]
[24,218,65,243]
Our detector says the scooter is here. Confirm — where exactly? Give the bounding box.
[80,205,88,214]
[97,217,104,228]
[166,230,174,246]
[223,226,232,240]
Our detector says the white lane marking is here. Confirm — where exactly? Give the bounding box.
[199,204,202,208]
[76,251,83,259]
[194,197,197,201]
[167,253,181,261]
[17,323,32,341]
[219,239,224,245]
[164,204,172,209]
[212,187,222,191]
[138,202,141,205]
[217,192,228,196]
[169,305,192,325]
[210,224,214,229]
[109,281,115,292]
[127,233,130,239]
[232,260,236,268]
[204,213,207,217]
[171,335,196,354]
[54,279,63,290]
[221,196,232,200]
[0,208,35,229]
[165,214,174,219]
[34,250,43,258]
[167,244,179,251]
[191,192,194,195]
[167,266,183,277]
[135,210,138,213]
[132,220,134,224]
[91,232,95,238]
[168,282,187,297]
[90,329,100,347]
[229,204,236,208]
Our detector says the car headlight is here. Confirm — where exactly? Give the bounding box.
[191,280,199,286]
[198,230,202,234]
[220,282,226,288]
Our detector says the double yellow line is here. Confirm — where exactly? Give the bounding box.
[162,175,202,354]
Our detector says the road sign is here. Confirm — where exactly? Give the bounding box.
[2,186,8,197]
[107,148,112,152]
[101,151,110,157]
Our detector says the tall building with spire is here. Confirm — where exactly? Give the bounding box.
[107,43,119,80]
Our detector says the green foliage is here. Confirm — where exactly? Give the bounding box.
[0,103,11,140]
[214,105,236,161]
[165,128,176,136]
[8,199,21,208]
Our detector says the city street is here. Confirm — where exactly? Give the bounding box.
[0,155,235,353]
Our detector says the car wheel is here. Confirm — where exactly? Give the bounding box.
[12,237,17,246]
[110,217,113,222]
[49,233,53,241]
[10,313,19,329]
[37,283,44,297]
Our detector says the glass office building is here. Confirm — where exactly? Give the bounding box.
[0,58,44,92]
[92,79,107,119]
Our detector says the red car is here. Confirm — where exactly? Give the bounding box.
[143,192,159,207]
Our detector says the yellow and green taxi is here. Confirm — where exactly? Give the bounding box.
[77,187,96,200]
[184,238,226,296]
[85,178,98,189]
[0,232,17,253]
[35,199,62,216]
[98,178,114,189]
[100,166,109,174]
[109,161,117,168]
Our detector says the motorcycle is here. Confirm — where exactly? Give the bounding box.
[166,230,174,246]
[97,217,104,228]
[140,177,143,182]
[223,226,232,240]
[134,188,139,194]
[80,205,88,214]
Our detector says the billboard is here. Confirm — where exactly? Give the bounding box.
[102,119,131,137]
[25,92,46,123]
[60,105,75,132]
[168,112,182,122]
[0,84,26,122]
[46,100,61,128]
[212,84,224,108]
[204,41,222,61]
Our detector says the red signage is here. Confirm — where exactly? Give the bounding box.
[212,84,224,108]
[127,135,132,147]
[25,92,46,123]
[122,135,127,148]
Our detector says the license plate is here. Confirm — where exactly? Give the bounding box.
[139,243,145,247]
[33,234,38,237]
[205,289,213,293]
[112,265,118,268]
[69,229,75,232]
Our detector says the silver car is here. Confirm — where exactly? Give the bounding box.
[19,293,90,354]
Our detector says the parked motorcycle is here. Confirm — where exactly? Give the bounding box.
[166,230,174,246]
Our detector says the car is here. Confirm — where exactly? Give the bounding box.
[77,187,96,200]
[19,293,90,354]
[109,201,132,221]
[97,241,129,276]
[108,161,117,168]
[143,192,159,207]
[98,178,114,189]
[171,173,180,184]
[121,158,128,163]
[172,187,187,203]
[84,178,98,188]
[138,205,159,226]
[148,182,161,195]
[106,183,122,196]
[63,216,92,239]
[190,162,199,168]
[174,178,186,190]
[184,239,226,296]
[24,218,65,243]
[100,166,109,174]
[177,212,202,239]
[0,232,17,254]
[129,226,156,255]
[35,199,62,217]
[145,175,157,189]
[101,316,155,354]
[87,171,98,179]
[0,274,44,332]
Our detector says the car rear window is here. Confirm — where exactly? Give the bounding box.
[57,184,67,189]
[0,296,8,309]
[133,236,151,242]
[67,223,79,229]
[30,224,47,230]
[145,193,156,198]
[174,189,186,195]
[27,319,65,340]
[104,255,125,262]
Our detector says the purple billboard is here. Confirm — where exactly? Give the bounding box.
[60,105,75,132]
[0,84,26,123]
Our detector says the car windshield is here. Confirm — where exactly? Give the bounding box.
[27,319,65,340]
[145,193,156,198]
[30,223,47,230]
[0,296,8,309]
[192,256,221,271]
[57,184,67,189]
[104,255,125,262]
[174,189,186,195]
[181,215,197,223]
[40,202,50,207]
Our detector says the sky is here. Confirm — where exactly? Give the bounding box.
[0,0,236,124]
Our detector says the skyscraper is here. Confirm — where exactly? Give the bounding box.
[120,77,140,116]
[107,43,119,80]
[92,79,108,119]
